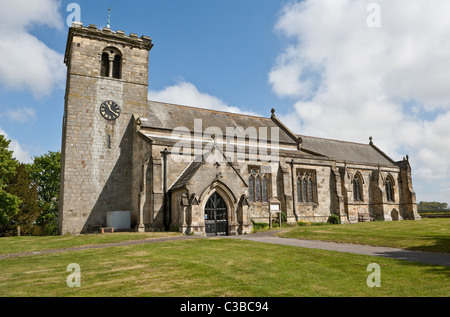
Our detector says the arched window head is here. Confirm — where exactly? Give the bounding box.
[101,47,122,79]
[352,172,363,202]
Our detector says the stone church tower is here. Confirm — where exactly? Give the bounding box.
[59,22,153,234]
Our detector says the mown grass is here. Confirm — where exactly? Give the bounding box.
[0,219,448,297]
[278,218,450,254]
[0,238,448,297]
[0,232,180,256]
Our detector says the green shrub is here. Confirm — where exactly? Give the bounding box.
[251,221,269,230]
[327,214,341,224]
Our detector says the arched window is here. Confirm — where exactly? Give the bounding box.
[101,52,110,77]
[255,175,261,202]
[297,178,303,202]
[297,170,317,203]
[385,175,395,202]
[262,175,268,202]
[248,169,269,203]
[353,173,363,202]
[100,47,122,79]
[248,174,254,203]
[113,54,122,79]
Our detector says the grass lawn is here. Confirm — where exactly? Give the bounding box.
[0,232,180,256]
[0,219,448,297]
[0,238,448,297]
[278,218,450,254]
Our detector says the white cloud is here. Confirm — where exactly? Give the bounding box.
[4,106,37,123]
[270,0,450,204]
[149,80,259,116]
[0,0,63,31]
[0,0,65,97]
[0,127,31,163]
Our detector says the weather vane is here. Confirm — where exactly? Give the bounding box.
[107,6,111,28]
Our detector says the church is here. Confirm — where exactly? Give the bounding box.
[58,22,421,236]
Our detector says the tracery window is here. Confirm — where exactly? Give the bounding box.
[297,170,317,203]
[352,172,363,202]
[248,168,269,203]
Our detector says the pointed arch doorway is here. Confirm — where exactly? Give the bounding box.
[205,192,228,236]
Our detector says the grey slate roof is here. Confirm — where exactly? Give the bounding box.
[143,100,397,167]
[169,156,204,191]
[145,101,297,144]
[299,135,396,166]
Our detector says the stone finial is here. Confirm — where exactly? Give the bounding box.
[369,136,373,145]
[271,108,276,116]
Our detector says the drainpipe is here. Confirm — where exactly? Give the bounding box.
[290,159,298,221]
[161,148,169,231]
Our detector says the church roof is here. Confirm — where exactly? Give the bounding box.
[144,101,298,145]
[143,100,397,167]
[169,157,204,191]
[298,135,396,166]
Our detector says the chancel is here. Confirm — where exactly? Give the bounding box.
[58,22,421,236]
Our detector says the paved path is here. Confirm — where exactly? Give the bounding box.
[226,230,450,267]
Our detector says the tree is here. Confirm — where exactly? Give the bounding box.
[6,164,41,236]
[0,135,21,235]
[418,201,449,211]
[27,151,61,235]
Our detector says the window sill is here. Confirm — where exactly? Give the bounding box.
[296,202,319,206]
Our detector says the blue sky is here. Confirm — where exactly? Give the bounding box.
[1,0,450,206]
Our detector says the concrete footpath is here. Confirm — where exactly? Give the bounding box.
[226,230,450,267]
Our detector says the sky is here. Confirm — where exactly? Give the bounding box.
[0,0,449,206]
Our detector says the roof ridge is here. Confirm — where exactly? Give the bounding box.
[148,99,270,120]
[298,134,370,146]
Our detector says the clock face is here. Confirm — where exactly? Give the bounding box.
[100,100,121,121]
